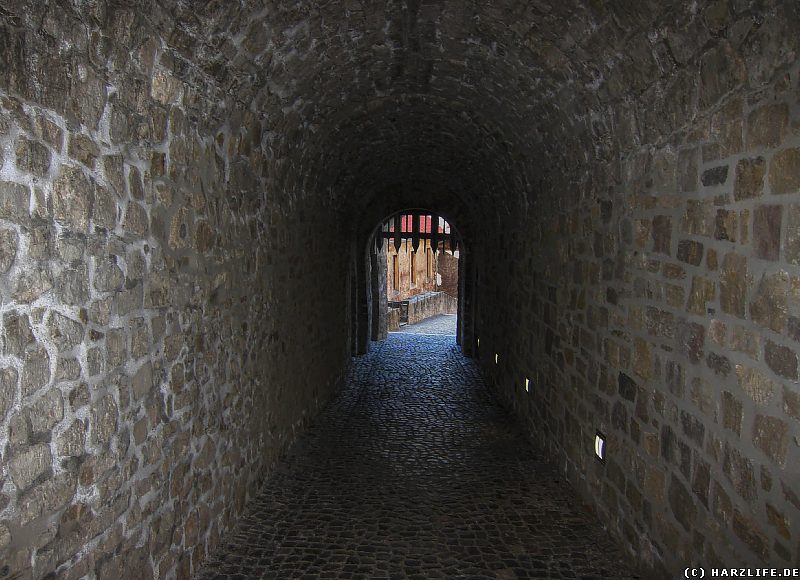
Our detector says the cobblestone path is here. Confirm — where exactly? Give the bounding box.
[391,313,457,335]
[195,329,640,579]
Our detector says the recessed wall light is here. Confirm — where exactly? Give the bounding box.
[477,337,480,348]
[494,353,499,364]
[594,431,606,464]
[525,378,530,392]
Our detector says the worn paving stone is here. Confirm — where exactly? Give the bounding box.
[195,324,640,579]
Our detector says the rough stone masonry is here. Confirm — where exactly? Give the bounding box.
[0,0,798,578]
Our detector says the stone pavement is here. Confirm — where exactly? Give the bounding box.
[194,327,640,579]
[391,313,458,335]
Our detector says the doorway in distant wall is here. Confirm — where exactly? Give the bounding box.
[371,211,461,338]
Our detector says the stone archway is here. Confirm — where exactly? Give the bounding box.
[352,206,477,357]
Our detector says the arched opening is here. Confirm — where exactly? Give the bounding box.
[351,207,476,357]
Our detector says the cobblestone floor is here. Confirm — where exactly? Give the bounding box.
[195,325,640,579]
[391,313,457,336]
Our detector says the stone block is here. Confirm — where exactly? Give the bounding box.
[769,148,800,194]
[3,311,35,356]
[749,271,788,333]
[650,215,671,254]
[644,465,666,503]
[631,338,653,381]
[611,400,628,432]
[646,306,676,339]
[94,184,118,230]
[10,443,52,491]
[676,320,704,363]
[0,523,10,549]
[104,155,125,195]
[668,474,696,531]
[0,181,31,222]
[764,339,797,380]
[57,420,86,457]
[129,165,145,200]
[0,227,18,272]
[106,328,128,369]
[747,103,789,149]
[680,410,705,447]
[687,277,715,315]
[26,388,64,433]
[53,166,94,232]
[706,97,743,160]
[683,199,714,237]
[17,472,77,526]
[699,41,745,109]
[765,503,791,541]
[732,510,769,560]
[753,204,781,261]
[132,362,154,400]
[21,347,51,397]
[55,264,90,305]
[735,365,776,405]
[677,239,703,266]
[692,460,710,507]
[47,312,84,351]
[56,358,81,384]
[91,394,118,445]
[721,391,742,434]
[784,386,800,420]
[94,257,125,292]
[730,324,760,358]
[720,252,747,317]
[14,267,53,303]
[123,201,149,237]
[734,157,765,200]
[701,165,728,186]
[714,209,739,242]
[618,371,638,401]
[0,367,18,422]
[68,134,99,169]
[753,415,789,466]
[787,205,800,265]
[15,137,51,177]
[722,443,756,501]
[705,352,731,376]
[712,481,732,525]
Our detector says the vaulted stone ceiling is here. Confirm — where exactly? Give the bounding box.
[161,0,717,220]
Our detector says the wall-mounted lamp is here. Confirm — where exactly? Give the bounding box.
[477,337,480,348]
[594,431,606,464]
[525,378,530,392]
[494,353,499,364]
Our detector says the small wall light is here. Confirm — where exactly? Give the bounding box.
[477,337,480,348]
[594,431,606,464]
[524,378,530,392]
[494,353,499,364]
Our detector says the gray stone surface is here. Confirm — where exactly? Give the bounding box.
[196,333,639,579]
[0,1,798,577]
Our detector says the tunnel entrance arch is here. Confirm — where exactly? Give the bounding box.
[354,208,475,356]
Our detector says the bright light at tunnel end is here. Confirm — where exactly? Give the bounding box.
[594,431,606,464]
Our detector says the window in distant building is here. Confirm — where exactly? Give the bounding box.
[426,246,433,278]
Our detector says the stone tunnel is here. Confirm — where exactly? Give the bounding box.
[1,0,799,577]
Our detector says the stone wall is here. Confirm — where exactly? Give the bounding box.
[2,1,799,578]
[387,292,457,332]
[437,252,459,299]
[478,4,800,575]
[0,3,350,578]
[387,240,437,302]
